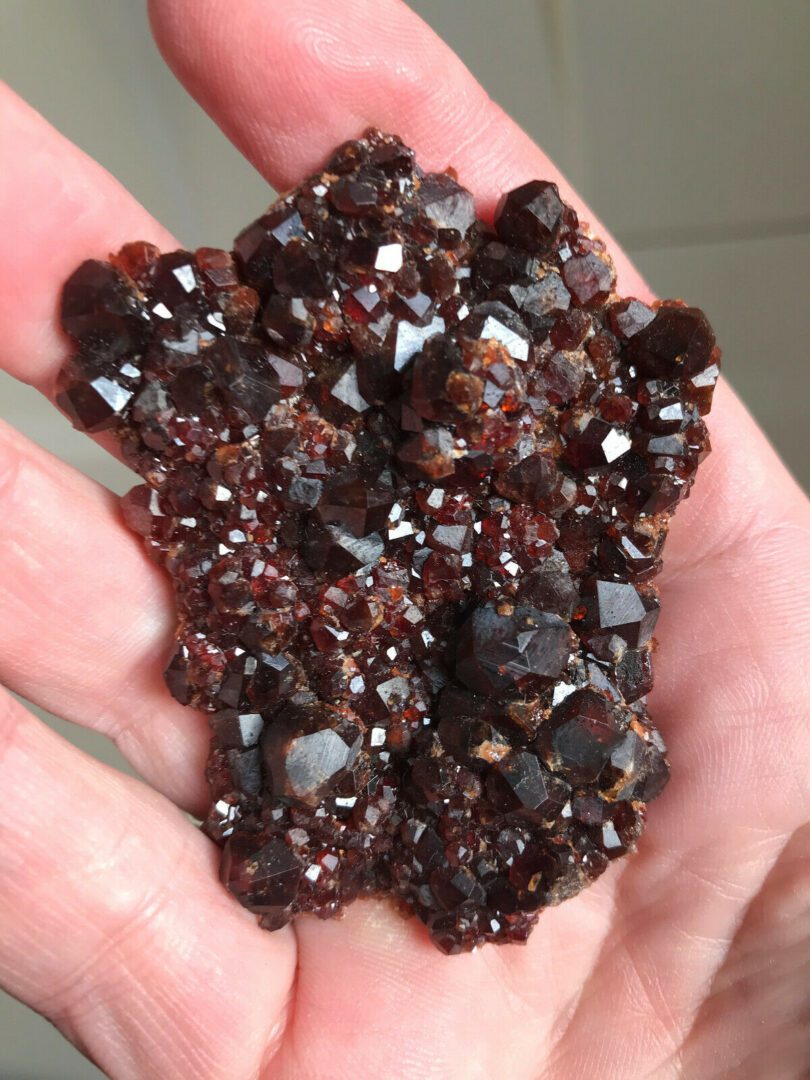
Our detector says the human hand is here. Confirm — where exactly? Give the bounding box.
[0,2,808,1077]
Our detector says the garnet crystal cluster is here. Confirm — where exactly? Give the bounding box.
[57,131,720,953]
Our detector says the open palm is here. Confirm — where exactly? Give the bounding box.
[1,2,808,1077]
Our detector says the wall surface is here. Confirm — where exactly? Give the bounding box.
[0,1,808,1076]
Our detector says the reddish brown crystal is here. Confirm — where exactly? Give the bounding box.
[57,130,720,954]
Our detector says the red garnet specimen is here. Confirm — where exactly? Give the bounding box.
[57,129,720,954]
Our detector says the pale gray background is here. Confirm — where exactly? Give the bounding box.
[0,1,808,1077]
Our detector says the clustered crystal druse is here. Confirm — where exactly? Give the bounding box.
[57,131,720,953]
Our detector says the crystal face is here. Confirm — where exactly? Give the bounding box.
[57,129,720,954]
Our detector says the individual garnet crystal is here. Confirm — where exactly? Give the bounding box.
[57,130,720,953]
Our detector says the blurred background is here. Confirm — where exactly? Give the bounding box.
[0,1,808,1076]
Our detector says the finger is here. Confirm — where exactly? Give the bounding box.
[660,379,810,578]
[0,417,209,814]
[0,83,174,392]
[0,686,295,1080]
[148,0,651,298]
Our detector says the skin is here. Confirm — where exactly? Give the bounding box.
[0,1,808,1076]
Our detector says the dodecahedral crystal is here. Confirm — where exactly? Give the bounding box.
[57,130,720,954]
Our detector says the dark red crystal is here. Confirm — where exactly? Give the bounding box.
[57,130,720,954]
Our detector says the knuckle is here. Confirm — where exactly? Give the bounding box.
[0,689,25,791]
[0,420,23,514]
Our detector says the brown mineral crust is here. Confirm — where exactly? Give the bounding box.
[57,129,720,954]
